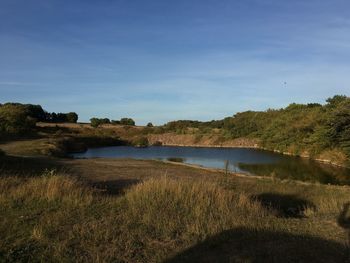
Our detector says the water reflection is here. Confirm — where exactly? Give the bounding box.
[72,146,350,185]
[166,157,185,163]
[238,159,350,185]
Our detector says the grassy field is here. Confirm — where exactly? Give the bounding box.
[0,124,350,262]
[0,146,350,262]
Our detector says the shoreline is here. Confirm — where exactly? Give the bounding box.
[101,157,350,188]
[158,159,349,188]
[147,143,349,169]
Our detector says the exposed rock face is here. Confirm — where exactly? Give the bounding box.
[147,133,259,148]
[147,133,348,168]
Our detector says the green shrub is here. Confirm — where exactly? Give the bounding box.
[0,103,36,135]
[134,137,149,147]
[120,118,135,126]
[66,112,78,123]
[90,117,110,128]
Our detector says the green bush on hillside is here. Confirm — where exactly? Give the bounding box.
[162,95,350,159]
[0,104,36,135]
[134,137,149,147]
[120,118,135,126]
[90,117,110,128]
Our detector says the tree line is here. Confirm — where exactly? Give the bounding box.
[0,103,78,136]
[90,117,135,128]
[162,95,350,158]
[1,95,349,161]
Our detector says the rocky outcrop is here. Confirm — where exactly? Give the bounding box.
[147,133,259,148]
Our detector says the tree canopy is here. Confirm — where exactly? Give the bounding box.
[163,95,350,157]
[0,102,79,136]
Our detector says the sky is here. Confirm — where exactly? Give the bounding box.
[1,0,350,125]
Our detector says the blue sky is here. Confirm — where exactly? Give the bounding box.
[1,0,350,124]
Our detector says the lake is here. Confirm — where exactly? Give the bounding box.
[72,146,350,185]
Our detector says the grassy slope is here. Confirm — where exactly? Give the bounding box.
[0,123,127,157]
[0,153,350,262]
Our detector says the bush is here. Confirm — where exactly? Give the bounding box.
[111,120,121,125]
[90,118,100,128]
[0,103,37,135]
[120,118,135,126]
[134,137,149,147]
[147,122,153,127]
[90,117,110,128]
[66,112,78,123]
[49,112,79,123]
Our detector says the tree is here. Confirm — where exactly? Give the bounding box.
[327,98,350,155]
[66,112,78,123]
[51,112,58,122]
[120,118,135,126]
[326,95,347,108]
[25,104,47,122]
[57,113,68,122]
[90,118,101,128]
[102,118,110,124]
[90,117,110,128]
[111,120,121,125]
[0,104,36,135]
[135,137,149,147]
[147,122,153,127]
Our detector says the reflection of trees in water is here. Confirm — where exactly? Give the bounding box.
[237,159,350,185]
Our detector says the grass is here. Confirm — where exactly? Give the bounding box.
[0,132,350,262]
[1,162,349,262]
[0,123,127,157]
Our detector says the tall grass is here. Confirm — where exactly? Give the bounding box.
[0,171,348,262]
[122,177,267,239]
[0,172,93,205]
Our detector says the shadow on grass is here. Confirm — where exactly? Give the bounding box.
[0,132,44,143]
[0,155,65,177]
[91,179,141,195]
[251,193,316,218]
[166,227,347,263]
[338,202,350,261]
[0,154,141,195]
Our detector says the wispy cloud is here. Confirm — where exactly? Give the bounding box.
[0,0,350,124]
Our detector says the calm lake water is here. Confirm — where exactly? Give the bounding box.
[72,146,350,185]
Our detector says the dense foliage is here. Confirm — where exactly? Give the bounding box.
[0,103,36,135]
[0,103,78,136]
[90,117,135,127]
[120,118,135,126]
[163,95,350,158]
[50,112,78,123]
[90,117,111,128]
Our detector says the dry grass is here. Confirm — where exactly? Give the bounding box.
[121,177,267,239]
[0,172,94,206]
[0,139,57,156]
[1,167,349,262]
